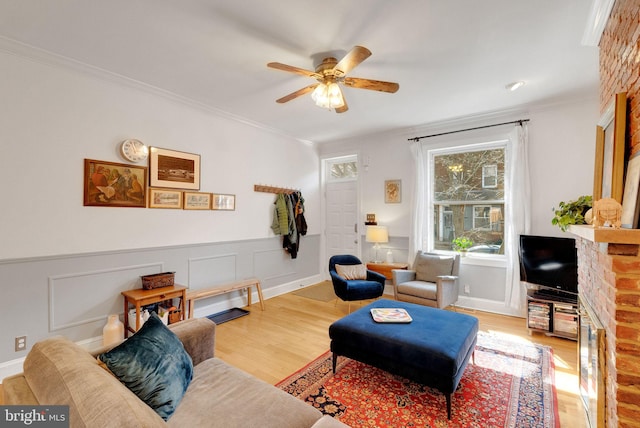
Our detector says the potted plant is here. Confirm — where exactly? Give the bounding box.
[452,236,473,254]
[551,195,593,231]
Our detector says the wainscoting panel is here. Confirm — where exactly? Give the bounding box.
[187,253,237,289]
[253,248,296,281]
[48,262,164,332]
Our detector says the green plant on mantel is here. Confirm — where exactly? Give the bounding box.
[551,195,593,231]
[452,236,473,252]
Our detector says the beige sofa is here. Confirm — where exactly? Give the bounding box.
[2,318,348,428]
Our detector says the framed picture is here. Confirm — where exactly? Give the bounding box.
[384,180,401,203]
[148,188,183,209]
[594,92,626,203]
[84,159,147,207]
[212,194,235,210]
[621,152,640,228]
[149,147,201,190]
[184,192,212,210]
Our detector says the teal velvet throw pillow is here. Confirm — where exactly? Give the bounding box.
[98,312,193,420]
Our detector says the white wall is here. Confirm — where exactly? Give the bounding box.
[0,50,320,260]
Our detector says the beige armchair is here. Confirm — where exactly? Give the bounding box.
[392,252,460,309]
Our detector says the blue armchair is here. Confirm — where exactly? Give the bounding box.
[329,255,386,311]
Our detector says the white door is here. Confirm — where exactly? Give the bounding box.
[324,155,360,272]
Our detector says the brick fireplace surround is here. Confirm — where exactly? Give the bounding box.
[574,1,640,427]
[571,227,640,428]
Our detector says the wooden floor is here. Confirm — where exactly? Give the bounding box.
[0,289,588,427]
[215,291,588,428]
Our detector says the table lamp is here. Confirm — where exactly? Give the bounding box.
[366,225,388,263]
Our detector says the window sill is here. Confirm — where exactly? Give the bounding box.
[460,254,507,268]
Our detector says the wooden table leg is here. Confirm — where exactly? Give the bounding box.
[256,282,265,310]
[123,297,129,338]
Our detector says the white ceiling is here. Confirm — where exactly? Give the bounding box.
[0,0,600,144]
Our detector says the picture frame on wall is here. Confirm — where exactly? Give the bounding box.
[83,159,147,207]
[212,194,235,210]
[183,192,212,210]
[593,92,627,203]
[621,152,640,229]
[148,188,183,209]
[384,179,401,203]
[149,147,201,190]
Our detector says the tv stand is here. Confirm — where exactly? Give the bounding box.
[526,284,578,340]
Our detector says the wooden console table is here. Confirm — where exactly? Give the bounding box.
[366,262,409,280]
[122,284,187,337]
[186,277,264,319]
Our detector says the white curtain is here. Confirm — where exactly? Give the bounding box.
[409,140,427,262]
[504,123,531,313]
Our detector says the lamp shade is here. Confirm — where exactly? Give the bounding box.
[366,226,388,243]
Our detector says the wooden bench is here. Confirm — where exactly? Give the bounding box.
[186,277,264,318]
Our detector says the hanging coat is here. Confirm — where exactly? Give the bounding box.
[283,192,307,259]
[271,193,289,235]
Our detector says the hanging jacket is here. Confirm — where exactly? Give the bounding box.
[271,193,289,235]
[284,192,307,259]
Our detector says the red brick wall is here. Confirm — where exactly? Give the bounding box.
[587,2,640,426]
[600,0,640,154]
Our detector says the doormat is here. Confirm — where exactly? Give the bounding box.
[206,307,249,324]
[292,281,336,302]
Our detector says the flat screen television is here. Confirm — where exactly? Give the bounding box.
[519,234,578,297]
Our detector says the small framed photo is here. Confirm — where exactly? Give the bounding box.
[212,194,235,211]
[184,192,212,210]
[84,159,147,207]
[149,147,201,190]
[148,188,183,209]
[384,180,401,203]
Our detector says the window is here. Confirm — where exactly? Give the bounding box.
[482,165,497,188]
[473,205,491,230]
[326,155,358,181]
[431,144,505,254]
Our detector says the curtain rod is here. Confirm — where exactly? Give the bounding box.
[407,119,530,142]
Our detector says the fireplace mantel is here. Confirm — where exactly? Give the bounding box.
[568,224,640,244]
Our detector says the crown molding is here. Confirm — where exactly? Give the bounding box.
[0,35,314,146]
[582,0,616,46]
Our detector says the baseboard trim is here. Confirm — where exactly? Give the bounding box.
[456,295,525,318]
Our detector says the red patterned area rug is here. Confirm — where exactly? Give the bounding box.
[277,332,559,427]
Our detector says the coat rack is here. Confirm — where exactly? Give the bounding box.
[254,184,299,195]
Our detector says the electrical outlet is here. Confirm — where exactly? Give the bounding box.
[15,336,27,352]
[464,284,470,294]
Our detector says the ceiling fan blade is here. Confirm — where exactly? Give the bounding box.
[275,84,319,103]
[334,46,372,77]
[267,62,322,79]
[335,98,349,114]
[343,77,399,93]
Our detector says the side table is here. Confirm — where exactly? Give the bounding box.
[122,284,187,337]
[366,262,409,280]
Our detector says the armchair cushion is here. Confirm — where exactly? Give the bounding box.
[335,263,367,280]
[414,253,455,283]
[397,281,438,300]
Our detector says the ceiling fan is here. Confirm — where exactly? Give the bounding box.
[267,46,399,113]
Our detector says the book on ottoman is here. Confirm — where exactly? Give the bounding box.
[370,308,412,323]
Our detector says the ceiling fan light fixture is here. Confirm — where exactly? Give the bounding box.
[311,82,345,109]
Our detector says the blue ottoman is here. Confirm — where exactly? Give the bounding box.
[329,299,478,419]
